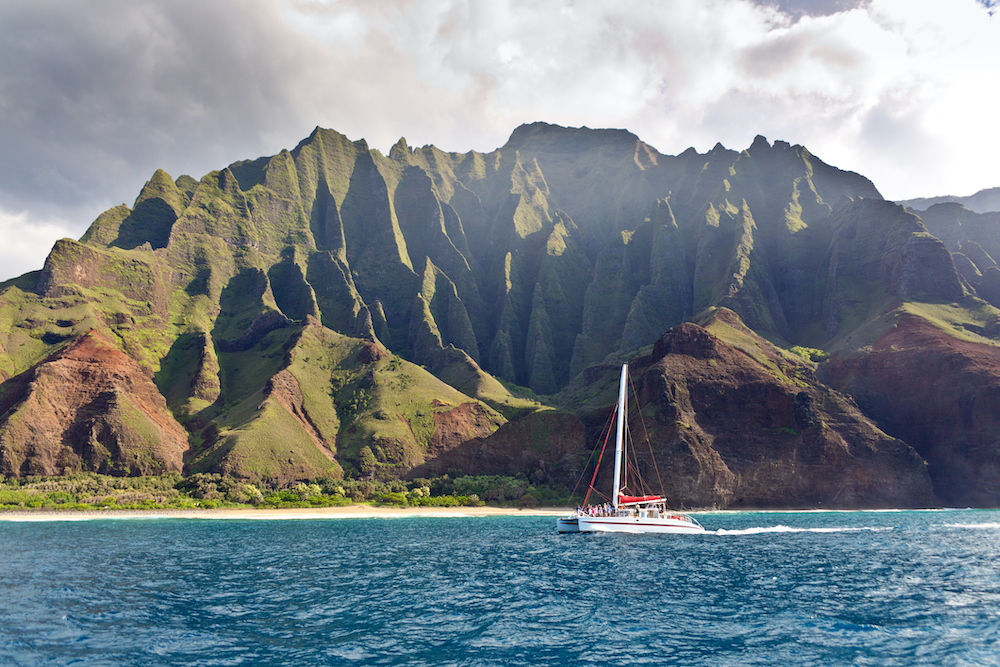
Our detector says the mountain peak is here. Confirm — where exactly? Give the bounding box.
[749,135,771,152]
[503,122,639,152]
[389,137,411,161]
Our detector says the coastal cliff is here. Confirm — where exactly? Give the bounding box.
[1,123,999,507]
[563,309,933,509]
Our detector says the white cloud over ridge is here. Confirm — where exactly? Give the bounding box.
[0,207,72,283]
[0,0,996,281]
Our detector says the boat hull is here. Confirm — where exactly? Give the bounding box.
[577,515,705,534]
[556,517,580,533]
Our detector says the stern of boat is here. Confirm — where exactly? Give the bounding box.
[556,516,580,533]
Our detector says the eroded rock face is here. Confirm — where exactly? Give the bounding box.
[575,313,934,509]
[0,331,189,476]
[408,410,588,487]
[822,314,1000,507]
[356,400,507,482]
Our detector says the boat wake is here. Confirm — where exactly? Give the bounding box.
[710,525,892,536]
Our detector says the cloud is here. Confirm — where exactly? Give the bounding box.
[0,207,73,283]
[0,2,318,206]
[0,0,997,281]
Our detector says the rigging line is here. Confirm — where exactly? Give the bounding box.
[587,488,612,505]
[624,438,654,498]
[630,371,666,500]
[623,408,654,497]
[568,407,616,503]
[630,428,656,497]
[583,403,617,507]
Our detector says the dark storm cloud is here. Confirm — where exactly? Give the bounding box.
[0,0,318,221]
[753,0,870,19]
[0,0,996,282]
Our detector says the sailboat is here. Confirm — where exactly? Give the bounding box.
[557,364,705,534]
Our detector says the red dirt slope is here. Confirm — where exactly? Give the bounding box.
[822,314,1000,506]
[0,331,189,476]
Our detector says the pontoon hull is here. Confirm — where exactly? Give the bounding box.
[556,517,580,533]
[577,516,705,534]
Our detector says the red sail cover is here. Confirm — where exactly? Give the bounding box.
[618,494,661,504]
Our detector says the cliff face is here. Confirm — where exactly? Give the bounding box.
[915,203,1000,310]
[822,314,1000,506]
[569,310,933,509]
[0,331,188,476]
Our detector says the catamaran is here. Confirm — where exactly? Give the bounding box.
[557,363,704,534]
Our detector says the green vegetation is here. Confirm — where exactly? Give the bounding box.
[0,472,575,511]
[789,345,829,363]
[699,308,783,372]
[899,300,1000,345]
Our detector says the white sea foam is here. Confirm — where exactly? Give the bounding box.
[942,522,1000,530]
[711,525,892,536]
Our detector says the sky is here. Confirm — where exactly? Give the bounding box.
[1,0,998,281]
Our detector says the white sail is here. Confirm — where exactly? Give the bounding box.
[611,363,628,509]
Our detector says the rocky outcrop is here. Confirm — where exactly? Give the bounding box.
[0,331,189,476]
[264,369,330,455]
[36,239,171,315]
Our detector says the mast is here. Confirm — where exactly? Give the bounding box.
[611,363,627,509]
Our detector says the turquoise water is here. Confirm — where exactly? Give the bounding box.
[2,510,999,666]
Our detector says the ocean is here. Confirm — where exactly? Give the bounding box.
[1,510,998,666]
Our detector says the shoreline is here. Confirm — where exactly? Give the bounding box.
[0,505,963,522]
[0,505,572,521]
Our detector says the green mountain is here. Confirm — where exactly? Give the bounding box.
[2,122,1000,507]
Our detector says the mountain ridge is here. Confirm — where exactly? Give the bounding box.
[2,121,1000,507]
[896,186,1000,214]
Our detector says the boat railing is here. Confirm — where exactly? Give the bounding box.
[576,505,703,526]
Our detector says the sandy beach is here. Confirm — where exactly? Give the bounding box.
[0,505,571,521]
